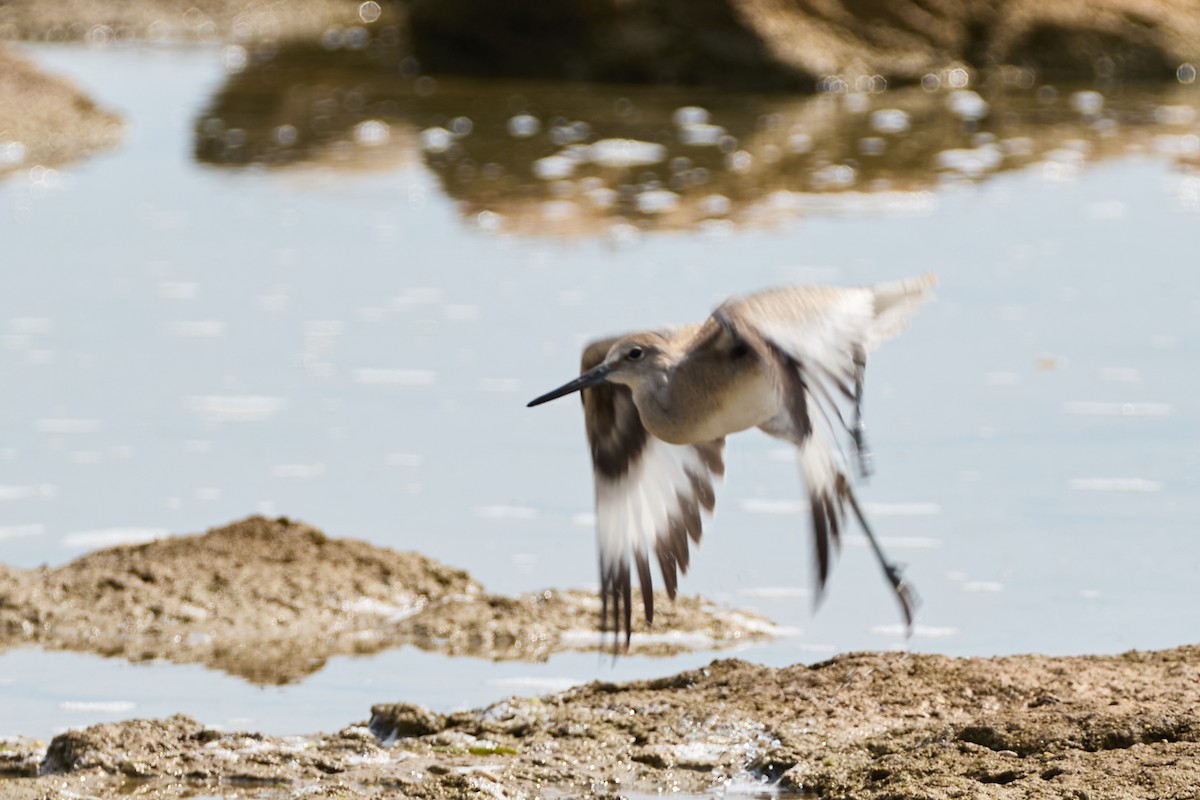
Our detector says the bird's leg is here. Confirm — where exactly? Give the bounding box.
[841,479,918,635]
[851,347,873,479]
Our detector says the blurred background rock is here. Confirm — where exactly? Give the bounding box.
[1,0,1197,85]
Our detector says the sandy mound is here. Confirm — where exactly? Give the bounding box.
[0,46,124,177]
[3,646,1200,797]
[0,516,783,682]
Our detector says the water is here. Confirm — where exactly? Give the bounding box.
[2,42,1199,741]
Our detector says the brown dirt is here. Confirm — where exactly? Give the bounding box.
[0,45,124,177]
[3,646,1200,797]
[0,516,784,683]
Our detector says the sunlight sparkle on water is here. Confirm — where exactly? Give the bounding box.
[507,114,541,139]
[184,395,286,422]
[1069,478,1163,493]
[0,484,57,501]
[1062,401,1171,417]
[588,138,667,167]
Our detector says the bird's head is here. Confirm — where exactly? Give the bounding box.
[527,332,669,407]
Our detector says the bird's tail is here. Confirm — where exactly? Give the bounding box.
[865,273,937,350]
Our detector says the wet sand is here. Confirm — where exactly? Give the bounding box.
[2,646,1199,797]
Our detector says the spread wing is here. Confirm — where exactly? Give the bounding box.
[713,274,935,622]
[579,336,725,647]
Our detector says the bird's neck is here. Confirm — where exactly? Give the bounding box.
[631,363,715,445]
[629,369,682,444]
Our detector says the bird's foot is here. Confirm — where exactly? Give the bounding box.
[883,562,919,635]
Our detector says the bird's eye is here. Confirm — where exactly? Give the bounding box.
[626,346,644,361]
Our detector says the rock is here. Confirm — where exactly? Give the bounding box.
[369,702,445,739]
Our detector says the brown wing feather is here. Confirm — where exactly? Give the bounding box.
[580,337,646,481]
[578,335,724,648]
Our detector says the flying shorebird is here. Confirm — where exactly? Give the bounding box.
[527,274,936,646]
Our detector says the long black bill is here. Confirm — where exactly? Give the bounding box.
[527,364,611,407]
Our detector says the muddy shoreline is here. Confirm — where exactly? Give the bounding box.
[3,646,1200,798]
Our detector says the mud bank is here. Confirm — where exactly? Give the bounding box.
[0,516,781,682]
[3,646,1200,798]
[0,46,124,177]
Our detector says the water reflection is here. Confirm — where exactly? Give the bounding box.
[195,41,1200,235]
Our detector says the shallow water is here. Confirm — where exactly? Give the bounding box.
[2,43,1199,741]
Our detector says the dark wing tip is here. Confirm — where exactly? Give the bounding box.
[809,492,833,606]
[599,560,638,654]
[635,552,654,629]
[600,561,633,654]
[598,556,656,654]
[621,565,633,648]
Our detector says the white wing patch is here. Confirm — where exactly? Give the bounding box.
[748,276,936,470]
[594,436,721,643]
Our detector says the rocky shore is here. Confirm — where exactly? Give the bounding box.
[2,645,1199,798]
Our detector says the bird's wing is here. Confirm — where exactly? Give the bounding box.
[713,275,934,611]
[579,336,725,647]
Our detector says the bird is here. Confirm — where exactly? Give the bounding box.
[527,274,936,647]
